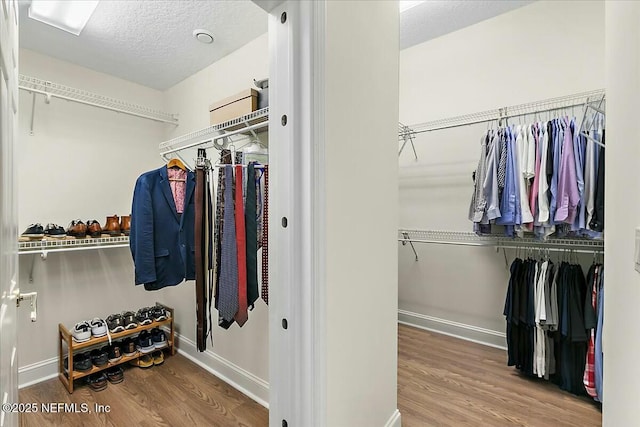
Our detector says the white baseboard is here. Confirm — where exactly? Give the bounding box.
[398,309,507,350]
[19,357,58,389]
[384,409,402,427]
[174,332,269,408]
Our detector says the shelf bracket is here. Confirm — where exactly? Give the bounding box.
[400,232,419,261]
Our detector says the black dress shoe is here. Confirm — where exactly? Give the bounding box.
[90,348,108,367]
[21,224,44,239]
[105,366,124,384]
[87,373,108,391]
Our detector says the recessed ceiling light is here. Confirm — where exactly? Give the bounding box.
[28,0,99,36]
[193,29,214,45]
[399,1,426,13]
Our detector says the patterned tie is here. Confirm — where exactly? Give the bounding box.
[245,163,259,309]
[234,165,249,326]
[262,165,269,304]
[218,166,239,322]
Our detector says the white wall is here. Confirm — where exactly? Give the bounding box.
[603,2,640,425]
[160,33,270,386]
[324,1,399,426]
[17,49,167,380]
[398,0,605,344]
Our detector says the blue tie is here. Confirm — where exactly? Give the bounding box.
[218,166,239,321]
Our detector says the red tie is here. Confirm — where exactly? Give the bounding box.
[234,165,248,326]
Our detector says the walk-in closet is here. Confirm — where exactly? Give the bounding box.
[2,1,640,426]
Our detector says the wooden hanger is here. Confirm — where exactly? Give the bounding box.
[167,158,186,170]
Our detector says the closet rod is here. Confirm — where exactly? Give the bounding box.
[160,121,268,159]
[407,89,605,135]
[410,101,600,135]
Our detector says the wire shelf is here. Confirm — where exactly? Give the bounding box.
[408,89,606,134]
[19,236,130,255]
[398,229,604,251]
[158,107,269,152]
[18,75,178,124]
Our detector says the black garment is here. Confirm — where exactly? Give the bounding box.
[589,130,605,232]
[245,163,260,309]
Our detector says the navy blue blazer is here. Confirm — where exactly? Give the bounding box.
[130,166,196,290]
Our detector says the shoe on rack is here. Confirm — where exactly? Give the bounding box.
[64,352,92,372]
[66,220,87,239]
[129,354,153,369]
[150,306,169,322]
[102,215,121,237]
[105,366,124,384]
[122,311,138,330]
[151,350,165,366]
[86,372,108,391]
[121,338,137,357]
[90,318,108,337]
[43,224,66,239]
[136,307,153,326]
[21,224,44,239]
[106,313,125,333]
[90,348,109,367]
[120,215,131,236]
[72,321,92,343]
[86,220,103,238]
[136,331,155,354]
[150,327,168,349]
[104,342,123,363]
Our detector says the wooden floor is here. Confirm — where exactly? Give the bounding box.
[398,324,601,427]
[20,354,268,427]
[20,325,601,426]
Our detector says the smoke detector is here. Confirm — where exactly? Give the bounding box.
[193,29,214,44]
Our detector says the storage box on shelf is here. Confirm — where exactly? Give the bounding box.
[58,303,175,394]
[209,88,258,128]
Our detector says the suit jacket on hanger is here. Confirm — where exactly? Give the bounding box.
[130,165,196,290]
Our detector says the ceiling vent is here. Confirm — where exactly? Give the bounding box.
[193,29,214,44]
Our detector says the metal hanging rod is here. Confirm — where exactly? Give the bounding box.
[398,229,604,261]
[159,108,269,159]
[408,89,605,135]
[18,75,178,125]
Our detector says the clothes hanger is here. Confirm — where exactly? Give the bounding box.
[167,157,187,171]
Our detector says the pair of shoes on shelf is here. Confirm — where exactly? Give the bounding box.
[107,310,139,333]
[21,223,65,240]
[86,366,123,391]
[137,306,169,324]
[64,353,92,372]
[66,219,108,238]
[100,215,131,237]
[102,341,123,363]
[72,318,108,343]
[135,327,168,355]
[129,350,164,369]
[121,338,138,357]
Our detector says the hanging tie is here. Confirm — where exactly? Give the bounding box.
[234,165,249,326]
[218,166,239,322]
[245,163,259,309]
[262,165,269,304]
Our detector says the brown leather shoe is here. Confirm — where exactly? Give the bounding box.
[66,220,87,239]
[86,220,102,238]
[102,215,121,236]
[120,215,131,236]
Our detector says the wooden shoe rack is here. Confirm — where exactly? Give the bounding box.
[58,303,176,393]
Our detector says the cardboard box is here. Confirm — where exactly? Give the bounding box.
[209,89,258,127]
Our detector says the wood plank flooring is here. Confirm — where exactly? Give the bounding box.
[398,324,601,427]
[20,325,601,426]
[19,354,268,427]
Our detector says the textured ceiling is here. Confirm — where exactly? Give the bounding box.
[401,0,533,49]
[18,0,268,90]
[18,0,533,90]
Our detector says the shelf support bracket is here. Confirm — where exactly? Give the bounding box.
[401,232,419,261]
